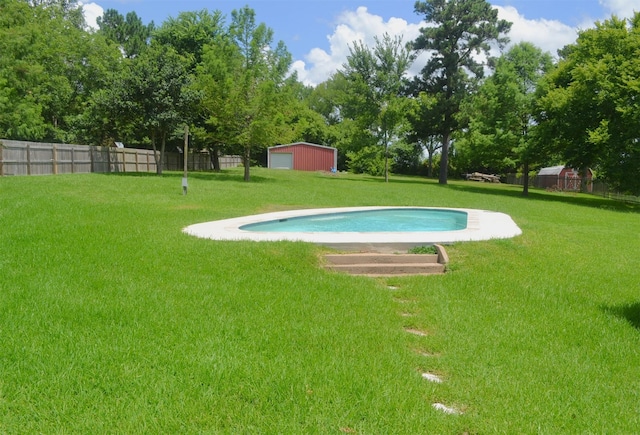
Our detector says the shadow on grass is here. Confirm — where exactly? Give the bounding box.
[603,302,640,330]
[444,181,640,214]
[321,174,439,186]
[99,170,276,183]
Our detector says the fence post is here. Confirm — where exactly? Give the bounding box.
[90,146,94,173]
[52,144,57,175]
[0,141,4,176]
[107,147,112,173]
[26,143,31,175]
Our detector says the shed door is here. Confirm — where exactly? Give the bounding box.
[271,153,293,169]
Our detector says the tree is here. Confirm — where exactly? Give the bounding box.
[405,92,442,177]
[457,42,553,194]
[194,31,241,172]
[154,9,228,169]
[117,44,197,174]
[278,78,331,146]
[0,0,47,139]
[197,6,292,181]
[538,13,640,194]
[391,142,424,175]
[28,0,86,29]
[339,34,412,180]
[63,30,127,146]
[306,74,362,169]
[0,0,113,141]
[411,0,511,184]
[153,9,225,70]
[97,9,154,58]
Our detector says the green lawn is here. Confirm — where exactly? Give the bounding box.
[1,168,639,433]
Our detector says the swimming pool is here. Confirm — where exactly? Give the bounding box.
[239,208,468,233]
[183,206,522,251]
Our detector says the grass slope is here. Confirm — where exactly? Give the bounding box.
[1,168,639,433]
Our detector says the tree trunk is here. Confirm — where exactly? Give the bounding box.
[522,160,530,196]
[150,130,161,174]
[210,146,221,172]
[581,167,589,193]
[439,130,450,185]
[243,145,251,182]
[384,142,389,183]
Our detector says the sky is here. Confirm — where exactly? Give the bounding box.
[80,0,639,86]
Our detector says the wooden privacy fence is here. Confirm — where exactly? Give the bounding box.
[0,140,241,176]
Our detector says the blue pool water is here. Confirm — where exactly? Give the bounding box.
[239,208,468,233]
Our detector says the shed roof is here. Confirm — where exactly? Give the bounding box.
[538,165,565,176]
[268,142,337,151]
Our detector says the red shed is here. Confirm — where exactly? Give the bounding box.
[268,142,337,171]
[537,165,593,192]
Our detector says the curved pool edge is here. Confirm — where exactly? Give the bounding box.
[183,206,522,249]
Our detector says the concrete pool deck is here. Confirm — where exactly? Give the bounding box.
[183,207,522,251]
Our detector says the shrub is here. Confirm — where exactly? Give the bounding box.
[346,145,385,176]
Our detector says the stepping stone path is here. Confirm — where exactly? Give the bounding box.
[405,327,429,336]
[394,297,417,304]
[421,372,443,383]
[340,247,464,416]
[417,350,438,357]
[404,316,465,415]
[432,403,462,415]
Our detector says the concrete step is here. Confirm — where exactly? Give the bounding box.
[325,262,445,276]
[323,246,448,276]
[324,253,439,265]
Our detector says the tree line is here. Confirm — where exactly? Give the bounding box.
[1,0,638,193]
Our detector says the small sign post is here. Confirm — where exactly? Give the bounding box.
[182,176,188,195]
[182,125,189,195]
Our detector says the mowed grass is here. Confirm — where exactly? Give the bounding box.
[1,168,639,433]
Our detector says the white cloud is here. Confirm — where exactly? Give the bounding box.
[495,6,579,58]
[80,1,104,30]
[599,0,639,19]
[293,7,423,87]
[294,5,590,87]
